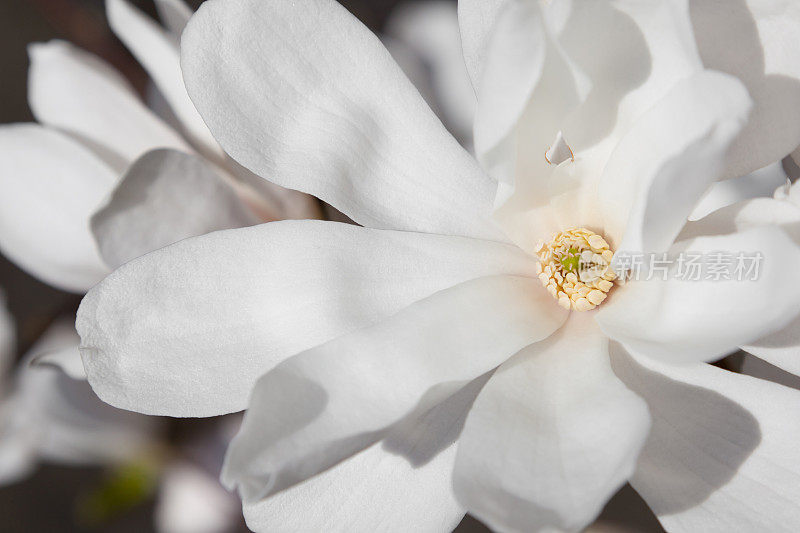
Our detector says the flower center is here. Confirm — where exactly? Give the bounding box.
[535,228,617,311]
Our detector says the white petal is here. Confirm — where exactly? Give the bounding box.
[225,162,323,222]
[221,275,566,501]
[478,0,702,193]
[155,463,239,533]
[0,124,113,292]
[740,350,800,391]
[690,0,800,178]
[679,195,800,243]
[1,320,158,472]
[742,313,800,378]
[242,377,488,532]
[30,345,86,380]
[689,161,788,221]
[27,40,187,172]
[679,194,800,374]
[597,226,800,363]
[154,0,193,37]
[384,0,475,145]
[91,149,258,270]
[612,348,800,532]
[469,0,548,163]
[453,315,650,533]
[77,221,539,417]
[458,0,508,93]
[106,0,223,162]
[599,70,751,253]
[181,0,503,241]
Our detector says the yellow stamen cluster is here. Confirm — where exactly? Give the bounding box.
[534,228,617,311]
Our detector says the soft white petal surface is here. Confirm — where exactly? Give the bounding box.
[679,193,800,374]
[453,315,650,533]
[1,320,158,478]
[91,149,258,270]
[78,221,538,417]
[689,161,788,221]
[222,275,566,502]
[741,351,800,391]
[31,345,86,381]
[154,0,193,38]
[27,40,187,172]
[679,195,800,243]
[491,5,707,250]
[473,0,702,197]
[742,314,800,378]
[458,0,506,91]
[181,0,503,241]
[224,161,323,223]
[242,377,489,532]
[612,348,800,532]
[106,0,222,161]
[597,226,800,363]
[385,0,475,145]
[600,70,751,252]
[690,0,800,179]
[0,124,114,292]
[470,0,546,162]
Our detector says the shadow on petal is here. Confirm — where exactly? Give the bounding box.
[382,372,492,468]
[559,2,651,151]
[609,342,761,515]
[690,0,800,178]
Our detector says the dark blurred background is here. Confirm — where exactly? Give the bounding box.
[0,1,663,531]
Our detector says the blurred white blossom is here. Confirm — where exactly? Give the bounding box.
[0,0,320,294]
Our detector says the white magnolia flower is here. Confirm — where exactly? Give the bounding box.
[77,0,800,531]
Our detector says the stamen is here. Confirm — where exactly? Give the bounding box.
[535,228,617,311]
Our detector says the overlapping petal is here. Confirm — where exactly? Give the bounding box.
[27,40,187,172]
[453,315,650,533]
[91,149,258,270]
[599,70,751,252]
[464,0,703,192]
[221,275,566,502]
[31,345,86,381]
[690,0,800,179]
[612,348,800,532]
[77,222,538,417]
[1,320,158,482]
[106,0,223,161]
[0,124,114,292]
[154,0,193,38]
[242,376,489,532]
[384,0,475,144]
[598,226,800,364]
[689,161,788,221]
[181,0,503,241]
